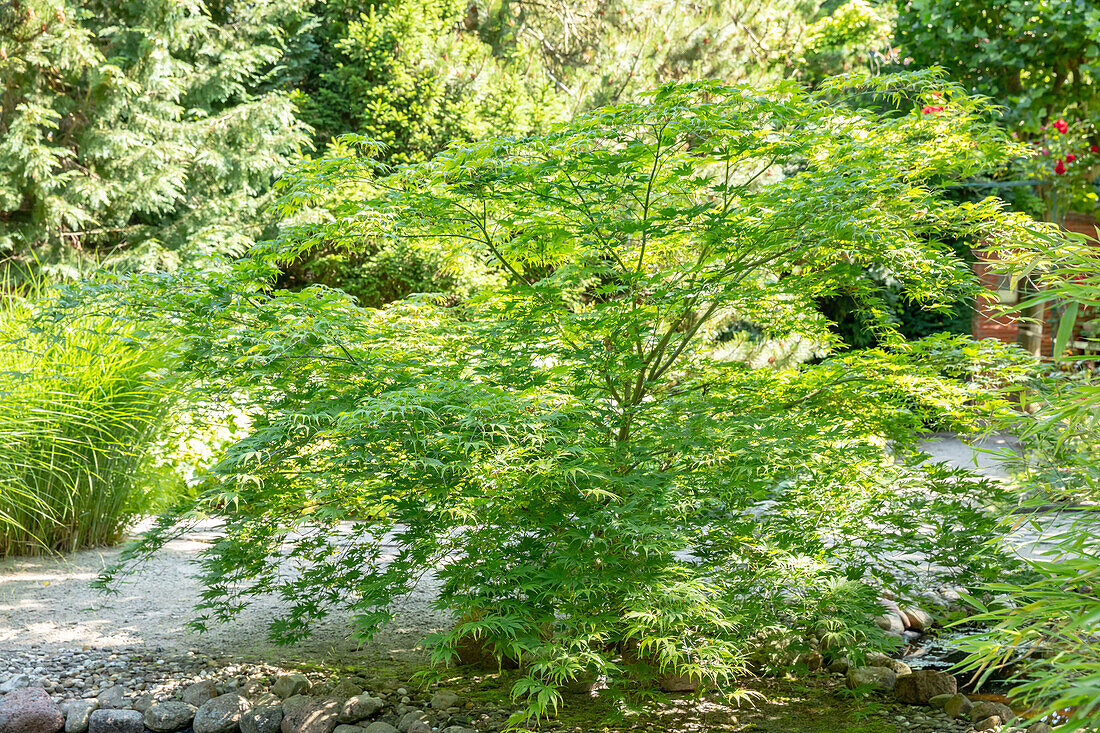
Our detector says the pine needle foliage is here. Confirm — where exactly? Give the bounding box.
[92,76,1056,720]
[0,0,311,279]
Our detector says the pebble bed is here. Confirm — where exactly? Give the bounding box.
[0,642,1054,733]
[0,646,516,733]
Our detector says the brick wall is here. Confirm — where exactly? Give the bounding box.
[972,213,1097,356]
[971,252,1052,354]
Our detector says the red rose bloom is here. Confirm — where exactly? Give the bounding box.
[1055,159,1067,175]
[1067,154,1077,163]
[1054,118,1069,134]
[1092,145,1099,154]
[921,105,944,114]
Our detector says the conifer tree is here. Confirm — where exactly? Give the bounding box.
[0,0,311,278]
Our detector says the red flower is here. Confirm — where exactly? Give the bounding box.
[1092,145,1099,154]
[921,105,944,114]
[1055,159,1067,175]
[1067,153,1077,163]
[1054,118,1069,134]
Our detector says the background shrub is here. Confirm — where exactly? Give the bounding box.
[0,295,174,556]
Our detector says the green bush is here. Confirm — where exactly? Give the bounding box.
[279,238,482,309]
[91,76,1052,721]
[0,295,174,556]
[0,0,311,277]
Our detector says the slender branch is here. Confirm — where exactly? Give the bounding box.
[637,122,668,273]
[780,376,872,410]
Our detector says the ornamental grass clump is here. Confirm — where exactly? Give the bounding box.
[0,295,172,556]
[953,238,1100,732]
[93,75,1059,721]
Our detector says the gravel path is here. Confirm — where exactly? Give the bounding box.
[0,524,450,664]
[0,432,1027,663]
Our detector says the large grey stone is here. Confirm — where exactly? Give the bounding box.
[87,709,143,733]
[797,651,824,671]
[902,606,935,632]
[928,693,954,710]
[181,680,221,708]
[944,693,972,719]
[657,671,698,692]
[875,612,905,635]
[282,696,313,716]
[866,652,911,676]
[193,693,250,733]
[429,690,460,710]
[975,716,1005,731]
[361,724,398,733]
[405,722,430,733]
[280,697,340,733]
[441,728,477,733]
[329,680,362,701]
[971,700,1015,723]
[241,679,267,699]
[144,702,197,732]
[95,686,126,710]
[61,699,99,733]
[845,666,896,692]
[396,711,427,733]
[272,675,312,700]
[0,676,32,695]
[894,669,957,705]
[241,704,284,733]
[1026,724,1053,733]
[338,696,383,724]
[0,687,64,733]
[333,726,365,733]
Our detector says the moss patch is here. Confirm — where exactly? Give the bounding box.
[421,669,898,732]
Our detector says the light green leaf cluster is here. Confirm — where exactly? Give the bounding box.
[85,75,1052,719]
[804,0,892,54]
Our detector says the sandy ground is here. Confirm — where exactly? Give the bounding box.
[0,524,450,664]
[0,433,1028,663]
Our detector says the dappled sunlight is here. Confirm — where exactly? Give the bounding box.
[0,521,451,665]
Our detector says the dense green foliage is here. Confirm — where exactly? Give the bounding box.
[0,0,902,299]
[956,239,1100,732]
[0,0,310,277]
[84,76,1053,719]
[0,294,174,556]
[284,0,889,306]
[895,0,1100,130]
[293,0,562,164]
[294,0,844,161]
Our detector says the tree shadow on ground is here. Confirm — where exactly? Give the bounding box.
[453,672,898,732]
